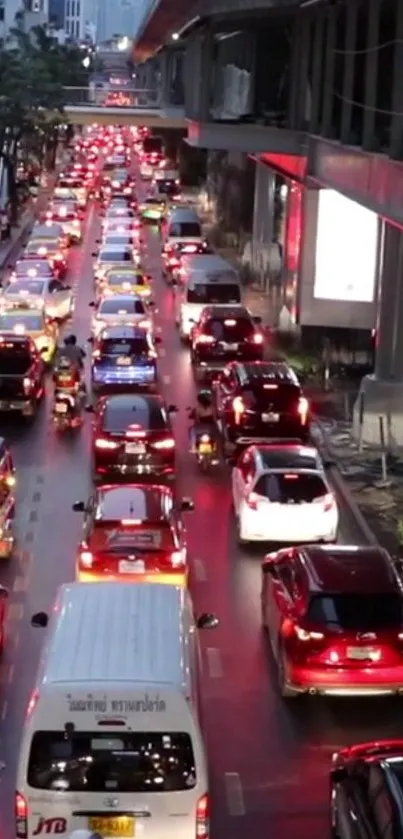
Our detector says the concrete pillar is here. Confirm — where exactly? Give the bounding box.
[340,0,358,143]
[159,50,171,107]
[390,0,403,159]
[321,5,337,136]
[288,14,311,130]
[309,12,325,134]
[353,222,403,446]
[362,0,381,150]
[184,35,197,118]
[251,162,275,291]
[196,27,214,121]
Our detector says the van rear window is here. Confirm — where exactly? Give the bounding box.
[187,283,241,304]
[27,731,197,792]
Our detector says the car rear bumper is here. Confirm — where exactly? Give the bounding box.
[94,458,175,480]
[0,397,36,414]
[287,664,403,697]
[77,567,187,585]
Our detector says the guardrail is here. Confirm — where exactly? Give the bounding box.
[62,87,161,109]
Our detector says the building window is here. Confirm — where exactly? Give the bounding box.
[76,1,80,15]
[65,0,70,15]
[75,19,79,36]
[0,5,4,20]
[71,1,75,16]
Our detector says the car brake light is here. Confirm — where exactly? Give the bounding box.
[398,632,403,640]
[37,247,47,255]
[168,257,179,266]
[95,438,119,450]
[152,438,175,450]
[233,396,245,421]
[23,377,32,393]
[297,397,309,424]
[252,333,264,344]
[295,625,324,642]
[46,211,53,219]
[263,384,278,389]
[196,334,215,344]
[171,549,185,567]
[79,549,93,567]
[196,793,209,839]
[15,791,28,839]
[138,320,151,329]
[246,492,259,510]
[54,252,64,261]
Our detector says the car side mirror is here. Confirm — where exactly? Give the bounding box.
[196,612,219,629]
[253,315,262,325]
[91,252,97,257]
[96,239,101,243]
[330,767,347,784]
[88,302,95,307]
[168,404,178,413]
[85,404,95,413]
[87,336,93,344]
[154,336,162,344]
[72,501,85,512]
[180,497,194,512]
[31,611,49,628]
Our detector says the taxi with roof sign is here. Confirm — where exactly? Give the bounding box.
[139,195,166,223]
[98,269,152,301]
[23,239,67,280]
[72,483,193,584]
[0,305,58,363]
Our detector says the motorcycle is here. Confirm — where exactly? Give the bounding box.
[195,430,219,470]
[53,390,82,431]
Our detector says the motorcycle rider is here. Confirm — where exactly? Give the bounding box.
[53,335,86,421]
[188,389,218,452]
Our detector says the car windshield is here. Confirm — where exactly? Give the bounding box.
[26,243,56,255]
[99,251,132,263]
[307,593,403,631]
[104,237,133,247]
[170,223,201,238]
[107,274,144,287]
[99,299,145,315]
[103,397,167,433]
[186,284,241,304]
[27,731,196,793]
[254,473,326,503]
[205,317,254,341]
[15,261,51,278]
[58,179,83,189]
[0,313,43,331]
[91,522,175,552]
[98,338,152,357]
[7,279,45,295]
[106,209,134,219]
[0,343,32,374]
[242,382,301,411]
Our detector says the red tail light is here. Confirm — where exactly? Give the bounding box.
[152,438,175,450]
[246,492,259,510]
[95,438,119,450]
[196,793,209,839]
[79,549,94,568]
[294,624,324,642]
[23,377,32,394]
[297,397,309,424]
[252,333,264,344]
[46,211,53,219]
[196,334,215,344]
[15,791,28,839]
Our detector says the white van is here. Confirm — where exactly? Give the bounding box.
[164,208,203,248]
[17,582,219,839]
[175,256,242,338]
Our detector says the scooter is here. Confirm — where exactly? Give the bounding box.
[53,390,82,431]
[194,429,220,471]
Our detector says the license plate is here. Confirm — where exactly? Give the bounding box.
[125,442,145,454]
[117,356,131,365]
[119,559,145,573]
[347,646,377,660]
[55,403,68,414]
[88,816,134,837]
[262,412,280,422]
[222,343,238,350]
[199,442,212,454]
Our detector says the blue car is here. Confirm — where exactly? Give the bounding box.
[90,324,161,394]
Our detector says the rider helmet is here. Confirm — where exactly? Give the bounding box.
[64,334,77,346]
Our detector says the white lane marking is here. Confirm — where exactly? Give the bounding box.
[193,558,207,581]
[13,575,28,593]
[1,700,7,720]
[224,772,245,816]
[163,374,171,385]
[206,647,222,678]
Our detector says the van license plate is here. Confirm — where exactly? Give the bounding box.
[55,403,68,414]
[347,646,376,660]
[222,343,238,350]
[262,412,279,422]
[117,356,131,365]
[125,442,145,454]
[88,816,134,837]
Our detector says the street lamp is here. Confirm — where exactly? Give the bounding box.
[172,32,179,41]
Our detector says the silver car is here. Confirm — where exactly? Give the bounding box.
[2,277,74,320]
[90,294,154,337]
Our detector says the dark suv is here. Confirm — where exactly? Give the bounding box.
[0,335,45,417]
[212,360,310,448]
[190,306,264,380]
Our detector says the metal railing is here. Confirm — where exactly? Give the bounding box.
[62,87,162,109]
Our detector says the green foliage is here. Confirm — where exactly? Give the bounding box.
[0,23,89,144]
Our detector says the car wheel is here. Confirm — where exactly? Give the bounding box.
[277,644,296,699]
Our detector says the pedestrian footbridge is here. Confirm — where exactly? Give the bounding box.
[60,87,186,128]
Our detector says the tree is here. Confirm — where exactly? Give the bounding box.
[0,21,90,218]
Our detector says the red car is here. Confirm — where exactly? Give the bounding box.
[261,544,403,699]
[72,483,193,584]
[87,392,178,481]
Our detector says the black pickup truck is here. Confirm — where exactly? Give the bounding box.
[0,335,45,416]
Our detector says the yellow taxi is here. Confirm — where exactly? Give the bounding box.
[98,268,152,300]
[139,196,166,222]
[0,306,58,363]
